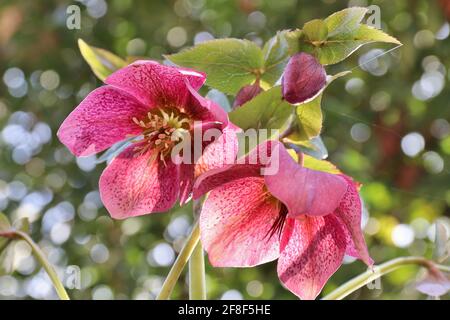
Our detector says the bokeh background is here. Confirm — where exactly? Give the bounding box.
[0,0,449,300]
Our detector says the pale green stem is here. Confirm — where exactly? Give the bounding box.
[188,198,206,300]
[189,240,206,300]
[322,256,450,300]
[0,230,70,300]
[156,222,200,300]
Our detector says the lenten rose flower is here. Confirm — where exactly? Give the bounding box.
[58,60,237,219]
[193,141,373,300]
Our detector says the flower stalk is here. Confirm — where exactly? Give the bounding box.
[322,256,450,300]
[189,198,206,300]
[156,221,200,300]
[0,230,70,300]
[189,240,206,299]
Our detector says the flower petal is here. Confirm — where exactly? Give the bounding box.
[277,215,347,300]
[57,86,148,157]
[334,175,373,266]
[193,140,278,199]
[179,163,194,205]
[194,123,239,178]
[99,143,179,219]
[105,60,205,107]
[185,84,229,126]
[177,66,207,89]
[265,146,347,217]
[200,176,281,267]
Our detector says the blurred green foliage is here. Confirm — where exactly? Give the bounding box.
[0,0,449,300]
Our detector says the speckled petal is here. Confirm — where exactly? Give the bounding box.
[277,215,347,300]
[179,163,194,206]
[194,123,239,177]
[105,60,206,108]
[57,86,148,157]
[99,143,179,219]
[334,175,373,266]
[193,140,279,199]
[200,176,281,267]
[185,84,229,126]
[265,145,347,217]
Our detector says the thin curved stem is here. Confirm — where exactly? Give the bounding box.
[0,230,70,300]
[156,221,200,300]
[188,198,206,300]
[322,256,449,300]
[189,240,206,299]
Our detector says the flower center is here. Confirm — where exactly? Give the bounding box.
[132,108,191,162]
[266,201,288,241]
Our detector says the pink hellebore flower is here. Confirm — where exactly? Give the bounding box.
[193,141,373,300]
[58,61,237,219]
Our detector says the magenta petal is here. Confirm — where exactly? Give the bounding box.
[194,123,239,177]
[200,176,280,267]
[185,84,228,126]
[281,52,327,104]
[334,175,373,266]
[177,66,207,90]
[193,163,261,199]
[277,215,347,300]
[57,86,148,157]
[265,146,347,217]
[99,143,179,219]
[193,140,278,199]
[177,123,239,204]
[179,163,194,205]
[105,60,205,107]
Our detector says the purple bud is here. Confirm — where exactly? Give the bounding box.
[233,83,263,109]
[282,52,327,104]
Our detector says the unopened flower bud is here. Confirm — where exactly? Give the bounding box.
[282,52,326,104]
[233,83,263,108]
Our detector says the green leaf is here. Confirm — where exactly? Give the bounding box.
[166,39,264,95]
[303,154,340,174]
[229,86,293,133]
[433,220,449,262]
[355,24,401,43]
[285,29,303,54]
[0,213,12,264]
[303,19,328,42]
[13,218,30,234]
[296,8,401,65]
[296,95,323,140]
[261,31,290,87]
[0,240,14,274]
[0,213,11,232]
[324,7,368,38]
[287,150,340,174]
[229,86,294,155]
[78,39,127,81]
